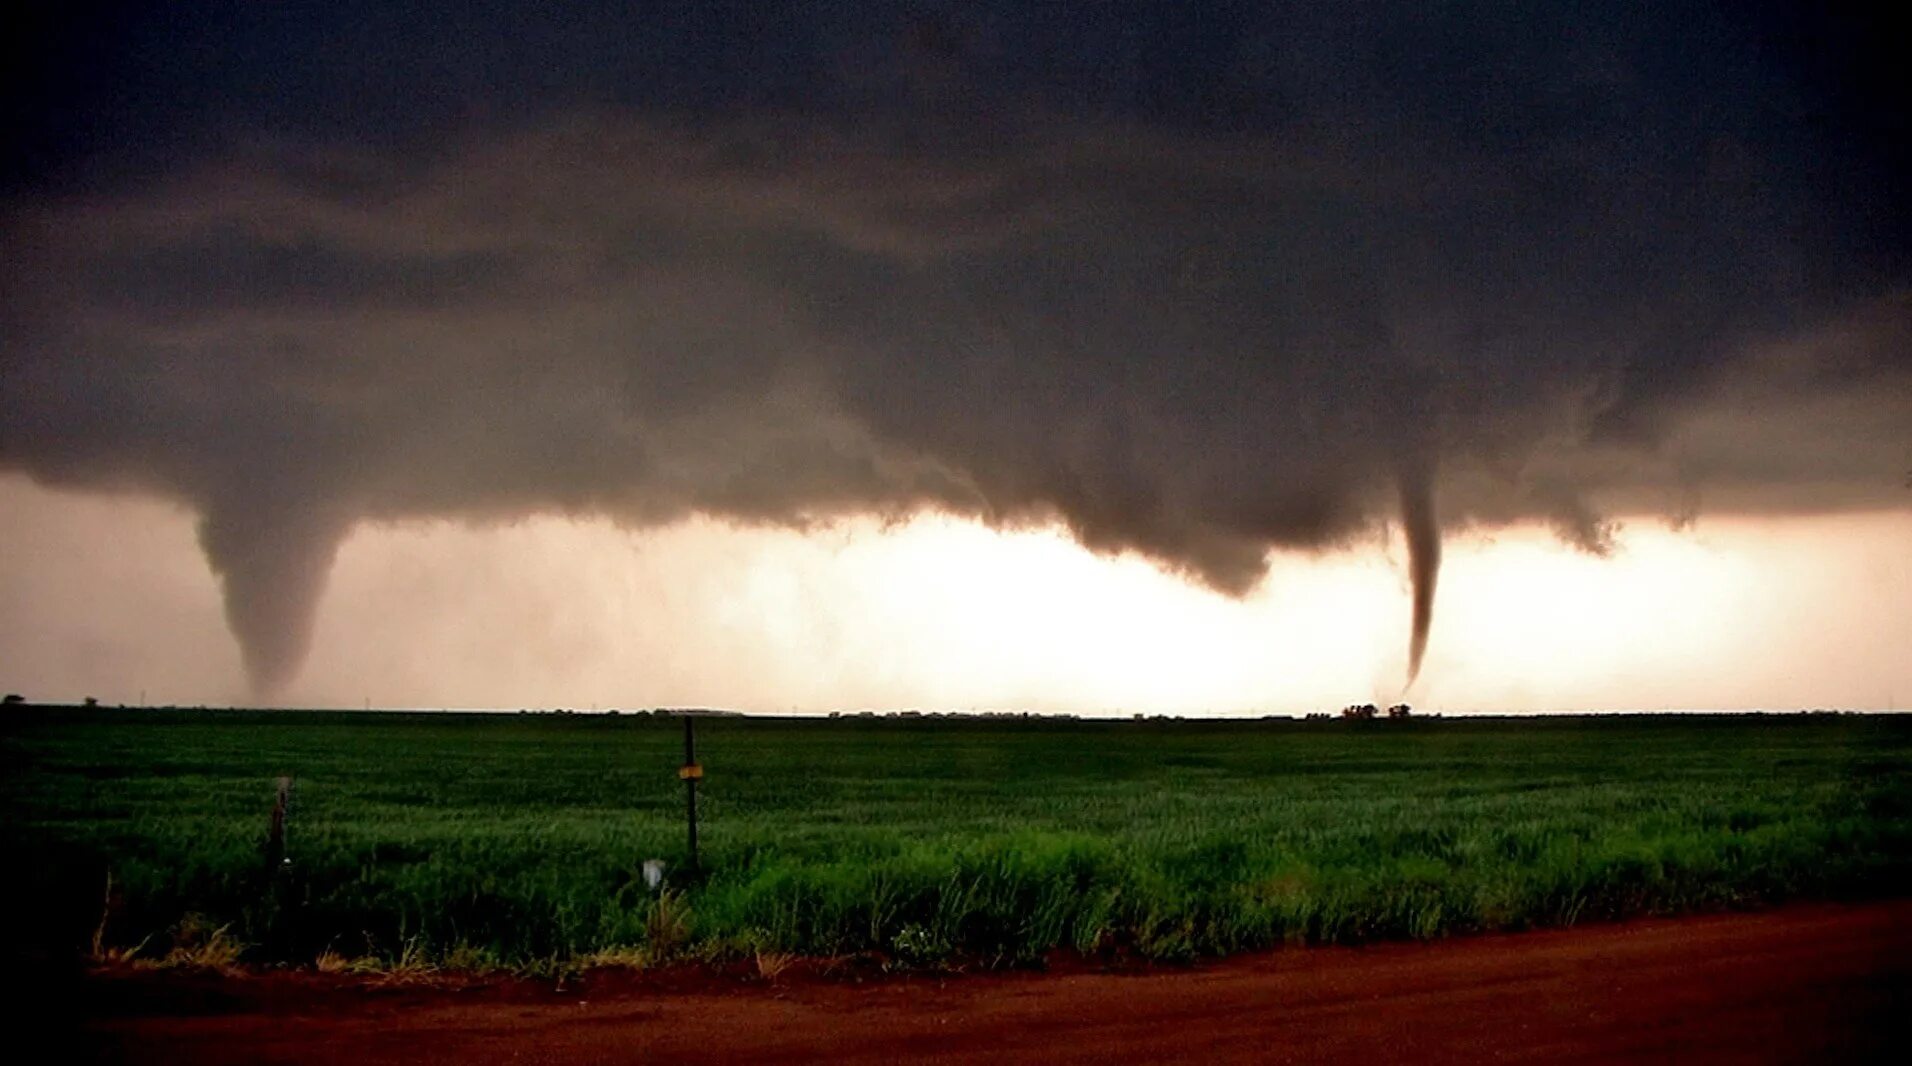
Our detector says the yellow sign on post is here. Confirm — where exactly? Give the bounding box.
[678,763,704,780]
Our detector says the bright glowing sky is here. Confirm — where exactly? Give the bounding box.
[4,475,1905,715]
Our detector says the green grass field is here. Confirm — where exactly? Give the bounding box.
[4,709,1909,972]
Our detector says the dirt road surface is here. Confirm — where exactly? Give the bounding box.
[49,900,1912,1064]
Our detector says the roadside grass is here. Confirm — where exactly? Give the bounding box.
[102,914,250,973]
[753,947,797,981]
[8,710,1909,972]
[313,948,380,975]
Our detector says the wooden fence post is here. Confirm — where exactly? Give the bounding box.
[679,717,701,873]
[266,776,292,868]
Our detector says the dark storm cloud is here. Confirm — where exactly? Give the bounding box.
[3,2,1908,694]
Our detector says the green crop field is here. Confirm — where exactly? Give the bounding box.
[4,709,1909,972]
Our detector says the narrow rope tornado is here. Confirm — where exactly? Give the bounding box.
[1399,472,1442,687]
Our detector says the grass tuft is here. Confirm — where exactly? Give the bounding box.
[151,915,246,972]
[754,948,796,980]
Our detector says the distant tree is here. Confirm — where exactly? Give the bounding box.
[83,696,99,707]
[1388,703,1412,719]
[2,694,23,706]
[1342,703,1378,720]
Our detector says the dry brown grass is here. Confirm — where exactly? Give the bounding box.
[150,915,246,973]
[373,938,440,983]
[754,949,797,981]
[88,871,149,966]
[644,889,694,959]
[578,944,652,970]
[314,948,385,975]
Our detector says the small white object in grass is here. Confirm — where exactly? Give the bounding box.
[642,859,666,891]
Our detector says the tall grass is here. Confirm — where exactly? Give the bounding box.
[4,710,1908,970]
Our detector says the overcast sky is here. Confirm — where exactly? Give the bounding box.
[3,3,1907,710]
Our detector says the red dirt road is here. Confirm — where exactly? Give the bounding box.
[59,901,1912,1064]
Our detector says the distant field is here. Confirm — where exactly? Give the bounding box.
[4,709,1909,971]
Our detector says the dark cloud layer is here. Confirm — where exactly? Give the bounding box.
[4,3,1909,694]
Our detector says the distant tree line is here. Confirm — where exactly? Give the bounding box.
[1337,703,1413,720]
